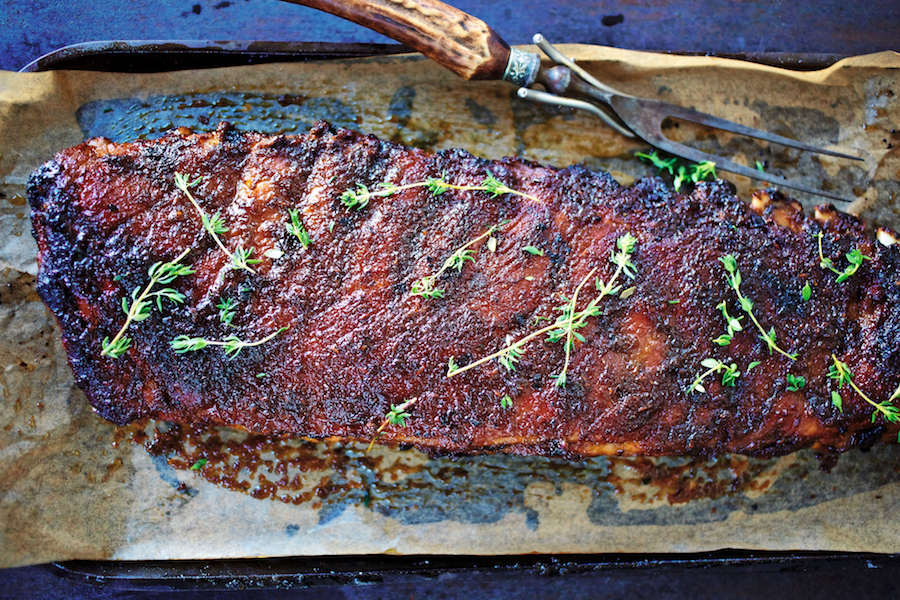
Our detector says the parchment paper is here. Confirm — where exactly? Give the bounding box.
[1,46,899,568]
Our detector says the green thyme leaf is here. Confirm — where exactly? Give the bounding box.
[832,390,843,412]
[689,358,740,394]
[386,403,411,426]
[286,208,312,247]
[216,298,237,327]
[689,161,717,183]
[481,171,513,197]
[635,150,677,175]
[102,248,193,359]
[171,335,210,353]
[619,286,636,300]
[340,183,371,210]
[786,374,806,392]
[720,254,796,361]
[673,165,689,191]
[231,246,263,272]
[101,335,132,359]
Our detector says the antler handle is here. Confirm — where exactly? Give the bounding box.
[280,0,512,80]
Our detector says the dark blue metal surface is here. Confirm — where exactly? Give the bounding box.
[1,0,898,72]
[1,0,899,597]
[3,552,900,598]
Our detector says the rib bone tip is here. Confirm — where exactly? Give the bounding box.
[877,228,897,246]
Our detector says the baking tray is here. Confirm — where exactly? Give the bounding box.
[45,551,900,592]
[13,42,898,594]
[18,40,848,73]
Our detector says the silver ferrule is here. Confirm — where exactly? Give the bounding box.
[502,48,541,88]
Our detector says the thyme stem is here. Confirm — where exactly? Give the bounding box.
[411,223,505,298]
[720,254,797,361]
[101,248,193,358]
[175,173,259,273]
[366,397,420,453]
[555,266,600,387]
[830,355,900,425]
[448,233,637,385]
[341,171,540,211]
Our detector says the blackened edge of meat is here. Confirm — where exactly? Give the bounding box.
[26,121,900,458]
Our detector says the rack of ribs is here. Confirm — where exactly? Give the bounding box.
[27,121,900,457]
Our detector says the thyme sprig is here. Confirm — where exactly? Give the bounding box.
[231,246,262,272]
[720,254,797,361]
[447,233,637,388]
[635,151,717,191]
[688,358,741,394]
[170,326,289,359]
[713,300,744,346]
[549,233,637,387]
[366,397,420,452]
[286,208,311,247]
[174,173,260,273]
[411,223,505,299]
[816,233,872,283]
[828,356,900,433]
[101,248,194,358]
[340,171,539,211]
[216,298,237,327]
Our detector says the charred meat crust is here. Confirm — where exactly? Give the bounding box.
[27,121,900,457]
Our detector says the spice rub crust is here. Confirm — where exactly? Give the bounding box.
[27,121,900,457]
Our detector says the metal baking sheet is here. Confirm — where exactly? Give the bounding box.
[1,43,899,569]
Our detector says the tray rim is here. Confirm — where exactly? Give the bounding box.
[18,40,849,73]
[47,550,900,590]
[8,40,893,582]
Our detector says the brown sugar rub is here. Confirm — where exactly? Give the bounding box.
[27,121,900,457]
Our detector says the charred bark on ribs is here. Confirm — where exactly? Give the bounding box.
[27,121,900,457]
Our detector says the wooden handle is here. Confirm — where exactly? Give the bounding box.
[279,0,511,80]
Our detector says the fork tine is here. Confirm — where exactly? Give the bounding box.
[651,136,853,202]
[614,96,862,162]
[519,89,855,201]
[609,96,857,202]
[517,88,636,138]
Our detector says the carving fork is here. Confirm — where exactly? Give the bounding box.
[280,0,862,202]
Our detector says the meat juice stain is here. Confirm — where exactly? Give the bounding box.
[0,273,41,304]
[603,456,777,505]
[77,92,360,143]
[116,420,806,513]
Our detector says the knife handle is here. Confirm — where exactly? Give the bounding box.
[280,0,511,80]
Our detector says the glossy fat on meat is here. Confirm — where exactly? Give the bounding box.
[27,121,900,457]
